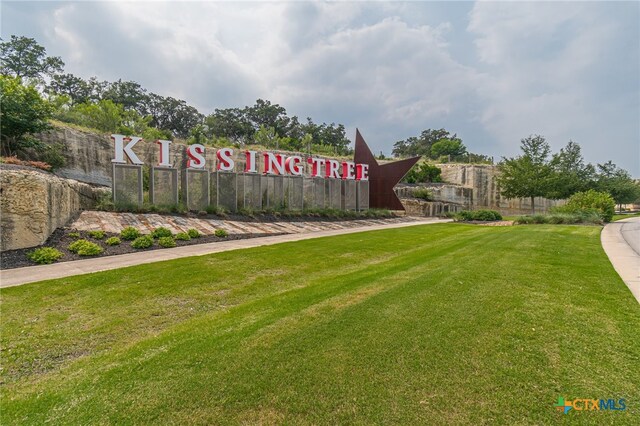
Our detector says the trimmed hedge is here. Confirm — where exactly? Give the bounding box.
[456,210,502,222]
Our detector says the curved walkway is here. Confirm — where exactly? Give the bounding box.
[601,217,640,304]
[0,218,450,289]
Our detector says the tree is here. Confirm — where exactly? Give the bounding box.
[102,79,148,113]
[0,36,64,84]
[430,137,467,160]
[596,161,640,210]
[403,163,442,184]
[0,75,52,156]
[546,140,596,199]
[497,135,553,214]
[47,73,92,105]
[392,129,454,158]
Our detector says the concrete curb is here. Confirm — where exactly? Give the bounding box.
[601,217,640,304]
[0,218,451,288]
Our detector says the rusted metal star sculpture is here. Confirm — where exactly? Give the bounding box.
[354,129,420,211]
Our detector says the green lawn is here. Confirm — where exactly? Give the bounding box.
[2,224,639,424]
[613,212,640,221]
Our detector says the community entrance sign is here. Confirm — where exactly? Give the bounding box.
[110,129,416,212]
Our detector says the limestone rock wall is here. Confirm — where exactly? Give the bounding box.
[0,167,108,251]
[37,126,190,187]
[436,163,564,215]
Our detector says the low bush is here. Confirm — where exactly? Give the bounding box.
[131,235,154,249]
[105,236,121,246]
[158,236,177,248]
[67,232,81,239]
[456,210,502,222]
[88,230,106,240]
[151,227,173,239]
[120,226,141,241]
[175,232,191,241]
[187,228,201,238]
[514,211,603,225]
[555,190,615,222]
[214,229,228,238]
[413,188,432,201]
[27,247,63,264]
[68,239,103,256]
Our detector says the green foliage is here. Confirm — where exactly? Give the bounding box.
[546,141,595,199]
[392,128,454,158]
[412,188,432,201]
[497,135,553,214]
[88,230,106,240]
[560,189,615,222]
[515,211,602,225]
[175,232,191,241]
[67,232,81,239]
[456,210,502,221]
[596,161,640,207]
[105,237,121,246]
[151,227,172,239]
[403,163,442,184]
[157,236,176,248]
[214,229,229,238]
[120,226,141,241]
[187,228,201,239]
[68,239,103,256]
[0,35,64,84]
[0,75,53,157]
[27,247,63,264]
[430,138,467,160]
[131,235,154,249]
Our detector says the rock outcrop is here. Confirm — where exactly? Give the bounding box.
[0,167,108,251]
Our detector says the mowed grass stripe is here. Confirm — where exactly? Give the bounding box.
[1,224,639,424]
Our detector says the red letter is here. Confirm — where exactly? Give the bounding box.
[342,161,356,180]
[186,144,206,169]
[263,152,285,175]
[216,147,235,171]
[326,159,340,179]
[285,156,303,176]
[156,139,172,167]
[356,163,369,181]
[307,157,325,177]
[245,150,257,173]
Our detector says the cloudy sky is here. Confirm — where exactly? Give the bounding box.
[3,1,639,174]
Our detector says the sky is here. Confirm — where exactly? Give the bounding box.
[2,1,639,175]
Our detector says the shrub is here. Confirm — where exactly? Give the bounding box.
[120,226,141,240]
[105,236,121,246]
[175,232,191,241]
[88,230,105,240]
[68,239,103,256]
[214,229,228,238]
[187,228,201,238]
[158,236,177,248]
[413,188,432,201]
[558,190,615,222]
[514,212,603,226]
[68,232,81,239]
[131,235,154,249]
[27,247,63,264]
[455,209,502,222]
[151,227,172,239]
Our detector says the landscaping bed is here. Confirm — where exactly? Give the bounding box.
[0,228,284,270]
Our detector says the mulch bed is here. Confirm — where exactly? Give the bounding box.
[0,228,285,270]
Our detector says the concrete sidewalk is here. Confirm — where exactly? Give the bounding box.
[0,218,450,288]
[601,217,640,304]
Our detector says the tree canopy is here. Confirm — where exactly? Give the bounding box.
[1,36,64,84]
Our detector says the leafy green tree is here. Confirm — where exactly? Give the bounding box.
[102,79,148,113]
[0,35,64,84]
[596,161,640,210]
[205,107,254,144]
[546,140,596,199]
[430,138,467,160]
[497,135,553,214]
[47,73,92,105]
[392,129,454,158]
[403,162,442,184]
[0,75,52,156]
